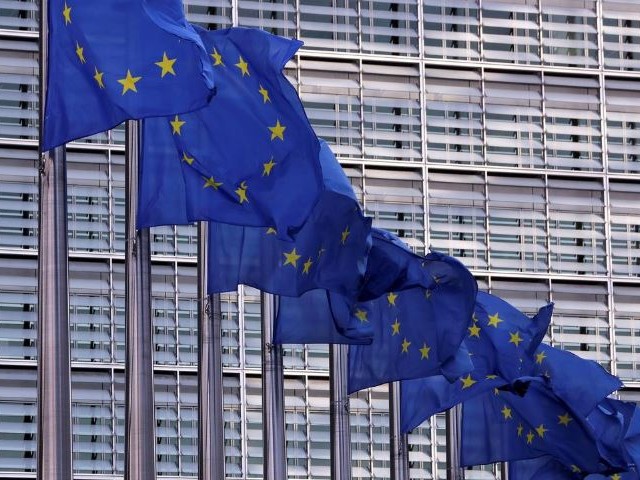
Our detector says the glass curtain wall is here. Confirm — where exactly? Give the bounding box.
[0,0,639,478]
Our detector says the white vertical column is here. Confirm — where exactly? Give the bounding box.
[330,344,352,480]
[261,292,287,479]
[197,222,225,480]
[37,0,72,476]
[124,120,156,480]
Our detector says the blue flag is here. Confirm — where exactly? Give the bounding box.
[275,289,374,345]
[207,139,371,300]
[587,398,638,470]
[531,344,622,417]
[273,227,449,346]
[400,293,553,432]
[347,234,477,393]
[624,406,640,471]
[509,456,582,480]
[138,27,322,236]
[43,0,215,150]
[461,378,609,473]
[510,456,639,480]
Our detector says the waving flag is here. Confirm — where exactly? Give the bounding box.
[207,139,371,301]
[44,0,215,150]
[347,231,477,393]
[461,378,607,473]
[138,27,322,236]
[400,293,552,432]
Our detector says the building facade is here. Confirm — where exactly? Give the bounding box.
[0,0,639,478]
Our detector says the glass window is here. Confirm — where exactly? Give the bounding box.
[424,0,480,61]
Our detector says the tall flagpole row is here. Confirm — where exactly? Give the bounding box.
[446,404,465,480]
[261,292,287,480]
[124,120,156,480]
[197,222,225,480]
[389,382,409,480]
[37,0,73,477]
[330,344,352,480]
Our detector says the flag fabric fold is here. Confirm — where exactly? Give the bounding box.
[509,456,639,480]
[531,344,622,417]
[138,26,322,236]
[275,289,374,345]
[461,378,607,473]
[273,227,461,346]
[400,293,553,432]
[587,398,637,470]
[347,233,477,393]
[207,139,371,301]
[44,0,215,150]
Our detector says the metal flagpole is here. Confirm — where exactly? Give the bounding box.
[124,120,156,480]
[330,344,352,480]
[37,0,73,477]
[500,462,509,480]
[261,292,287,480]
[197,222,225,480]
[389,382,409,480]
[446,404,465,480]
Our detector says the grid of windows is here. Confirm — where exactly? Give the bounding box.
[0,0,639,479]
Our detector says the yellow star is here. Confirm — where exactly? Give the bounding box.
[355,309,368,323]
[487,313,502,328]
[93,67,105,89]
[118,70,142,95]
[340,226,350,245]
[468,324,481,338]
[155,52,176,77]
[535,350,546,364]
[269,119,286,141]
[235,56,249,76]
[62,2,72,24]
[501,405,512,420]
[486,374,498,379]
[420,343,431,360]
[509,331,523,347]
[401,338,411,354]
[266,227,277,235]
[235,181,249,204]
[170,115,186,135]
[211,48,224,66]
[262,158,276,176]
[535,424,547,438]
[558,412,572,427]
[526,431,535,444]
[303,257,313,274]
[571,465,581,473]
[611,474,622,480]
[259,84,271,103]
[75,42,86,64]
[182,152,194,165]
[387,292,398,306]
[460,374,476,389]
[203,176,222,190]
[391,319,400,335]
[283,248,301,268]
[517,423,523,437]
